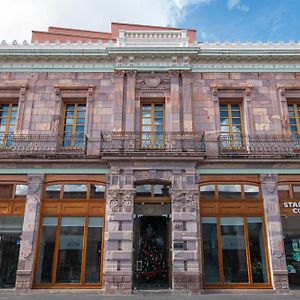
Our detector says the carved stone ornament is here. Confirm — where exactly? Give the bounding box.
[145,72,161,88]
[122,191,135,213]
[107,191,120,213]
[20,241,32,258]
[186,192,197,212]
[260,174,278,184]
[171,191,185,212]
[28,175,43,195]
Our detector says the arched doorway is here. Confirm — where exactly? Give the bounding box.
[133,181,171,289]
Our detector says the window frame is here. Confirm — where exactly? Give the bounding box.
[61,101,87,148]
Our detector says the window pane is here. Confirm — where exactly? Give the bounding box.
[218,185,241,199]
[36,217,58,284]
[244,185,260,200]
[46,185,61,198]
[63,184,87,199]
[15,185,28,198]
[0,184,13,198]
[154,185,169,197]
[278,185,289,200]
[202,217,220,283]
[142,105,151,111]
[293,185,300,198]
[200,185,215,200]
[56,217,84,283]
[90,185,105,198]
[221,217,248,283]
[136,185,151,197]
[248,217,268,283]
[84,217,103,283]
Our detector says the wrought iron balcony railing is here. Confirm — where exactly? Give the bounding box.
[218,134,300,158]
[100,132,206,157]
[0,134,87,158]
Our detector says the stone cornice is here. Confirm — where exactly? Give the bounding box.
[1,42,300,72]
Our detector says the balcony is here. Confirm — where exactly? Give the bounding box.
[100,132,206,158]
[218,134,300,158]
[0,134,87,158]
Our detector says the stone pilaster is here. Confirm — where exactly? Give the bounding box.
[260,174,289,293]
[103,188,135,293]
[170,189,202,292]
[15,174,44,289]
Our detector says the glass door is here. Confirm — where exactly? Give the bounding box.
[134,216,169,289]
[0,216,23,288]
[141,103,164,149]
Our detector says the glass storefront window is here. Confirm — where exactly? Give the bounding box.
[247,217,268,283]
[220,217,248,283]
[36,217,58,284]
[200,185,215,200]
[56,217,85,283]
[244,185,260,200]
[63,185,87,199]
[218,185,241,199]
[84,217,103,283]
[202,217,220,283]
[46,185,61,199]
[282,216,300,288]
[90,185,105,198]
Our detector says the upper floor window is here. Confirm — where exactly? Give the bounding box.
[219,103,243,148]
[63,103,86,147]
[0,104,17,144]
[287,103,300,136]
[220,103,243,136]
[141,103,164,148]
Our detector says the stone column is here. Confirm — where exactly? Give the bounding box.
[170,189,202,292]
[103,188,135,293]
[15,174,44,289]
[260,174,289,293]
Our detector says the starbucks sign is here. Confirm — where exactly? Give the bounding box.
[283,202,300,214]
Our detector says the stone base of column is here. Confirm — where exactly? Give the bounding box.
[173,272,202,293]
[273,271,290,294]
[103,271,133,294]
[15,270,33,289]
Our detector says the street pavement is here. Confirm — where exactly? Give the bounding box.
[0,290,299,300]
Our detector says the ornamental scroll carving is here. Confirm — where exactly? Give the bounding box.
[136,72,170,91]
[171,191,198,212]
[107,190,135,213]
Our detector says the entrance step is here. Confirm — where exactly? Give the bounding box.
[133,289,192,295]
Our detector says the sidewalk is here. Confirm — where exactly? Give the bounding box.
[0,289,299,300]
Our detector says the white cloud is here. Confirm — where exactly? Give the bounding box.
[227,0,249,12]
[0,0,213,42]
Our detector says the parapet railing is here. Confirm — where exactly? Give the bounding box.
[218,134,300,158]
[0,134,87,158]
[100,132,206,157]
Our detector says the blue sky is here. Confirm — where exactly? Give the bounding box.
[0,0,299,42]
[178,0,300,42]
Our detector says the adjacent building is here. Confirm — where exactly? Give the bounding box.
[0,22,299,293]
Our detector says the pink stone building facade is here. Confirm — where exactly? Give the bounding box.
[0,23,299,293]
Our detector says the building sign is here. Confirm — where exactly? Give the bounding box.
[283,202,300,214]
